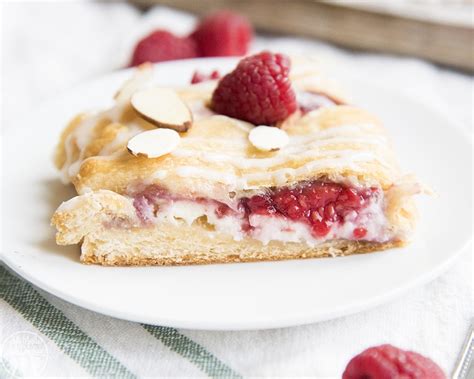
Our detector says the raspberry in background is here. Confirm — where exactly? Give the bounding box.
[130,30,198,66]
[211,51,297,125]
[191,10,253,56]
[190,70,221,84]
[343,344,446,379]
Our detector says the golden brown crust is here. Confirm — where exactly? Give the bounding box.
[51,190,136,245]
[58,105,400,201]
[81,239,404,266]
[55,59,401,198]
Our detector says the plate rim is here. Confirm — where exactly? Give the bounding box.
[2,244,471,330]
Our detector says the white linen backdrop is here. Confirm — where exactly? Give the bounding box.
[2,2,472,377]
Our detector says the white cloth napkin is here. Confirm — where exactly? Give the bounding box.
[2,2,472,377]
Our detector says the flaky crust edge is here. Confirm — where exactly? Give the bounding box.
[80,239,405,266]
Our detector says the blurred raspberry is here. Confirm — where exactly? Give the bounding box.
[211,51,297,125]
[190,69,221,84]
[343,344,446,379]
[130,30,198,66]
[191,10,253,56]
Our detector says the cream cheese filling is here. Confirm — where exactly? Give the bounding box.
[142,195,391,246]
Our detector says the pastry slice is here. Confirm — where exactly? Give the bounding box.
[52,53,423,266]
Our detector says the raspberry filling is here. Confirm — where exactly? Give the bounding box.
[129,180,388,244]
[235,182,379,239]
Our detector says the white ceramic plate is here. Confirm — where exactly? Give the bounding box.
[2,58,471,330]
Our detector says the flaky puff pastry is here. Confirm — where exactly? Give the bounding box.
[52,58,423,265]
[55,69,396,196]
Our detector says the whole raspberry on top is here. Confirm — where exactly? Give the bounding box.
[191,10,253,57]
[211,51,297,125]
[343,344,446,379]
[130,30,198,66]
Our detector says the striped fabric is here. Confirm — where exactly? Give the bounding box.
[0,265,240,378]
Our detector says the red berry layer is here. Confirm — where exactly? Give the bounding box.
[131,180,380,241]
[239,181,379,238]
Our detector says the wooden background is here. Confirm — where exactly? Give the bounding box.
[131,0,474,72]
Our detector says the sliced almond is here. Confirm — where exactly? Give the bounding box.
[249,126,289,152]
[127,129,180,158]
[131,87,193,132]
[114,63,153,103]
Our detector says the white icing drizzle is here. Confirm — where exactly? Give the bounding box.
[176,166,241,185]
[99,123,142,156]
[61,104,388,187]
[178,123,382,150]
[59,67,392,190]
[60,104,129,182]
[173,138,388,169]
[60,115,97,183]
[169,122,389,182]
[174,152,377,189]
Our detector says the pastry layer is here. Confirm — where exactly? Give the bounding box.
[52,190,405,266]
[82,232,403,266]
[51,57,422,266]
[54,62,400,203]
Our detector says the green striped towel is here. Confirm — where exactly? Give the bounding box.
[1,265,240,378]
[1,254,470,378]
